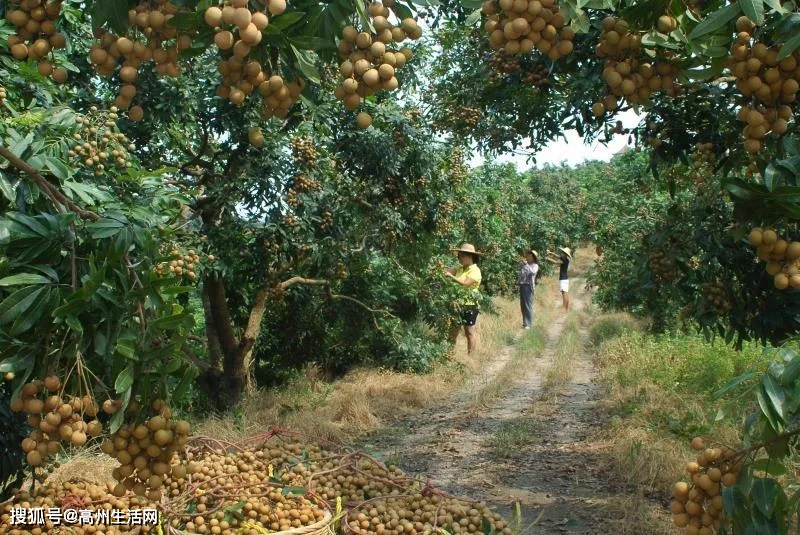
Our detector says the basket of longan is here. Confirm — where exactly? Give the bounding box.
[306,451,416,510]
[340,486,513,535]
[160,433,335,535]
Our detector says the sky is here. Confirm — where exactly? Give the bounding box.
[468,109,643,170]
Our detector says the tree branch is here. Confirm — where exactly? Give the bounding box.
[0,145,100,221]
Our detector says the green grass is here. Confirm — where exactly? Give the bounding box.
[587,312,641,347]
[490,417,539,458]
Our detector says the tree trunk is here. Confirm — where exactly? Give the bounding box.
[202,275,246,409]
[237,285,271,393]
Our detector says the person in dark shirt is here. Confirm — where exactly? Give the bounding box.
[546,247,572,311]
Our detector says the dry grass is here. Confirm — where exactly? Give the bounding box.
[194,296,523,448]
[41,446,119,489]
[541,312,586,396]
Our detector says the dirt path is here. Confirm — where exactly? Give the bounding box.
[357,278,666,535]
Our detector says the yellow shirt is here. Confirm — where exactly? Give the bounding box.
[454,264,482,306]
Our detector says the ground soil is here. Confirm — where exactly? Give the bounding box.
[356,277,675,535]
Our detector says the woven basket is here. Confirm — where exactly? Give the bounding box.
[165,507,334,535]
[339,486,509,535]
[305,451,417,510]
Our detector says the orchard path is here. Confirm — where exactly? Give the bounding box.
[356,276,674,535]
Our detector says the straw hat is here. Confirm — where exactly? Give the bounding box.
[525,248,539,260]
[558,246,572,260]
[451,243,483,256]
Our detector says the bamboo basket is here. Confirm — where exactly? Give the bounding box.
[339,484,511,535]
[306,451,417,510]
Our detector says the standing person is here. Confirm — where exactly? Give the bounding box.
[517,248,539,329]
[546,246,572,311]
[443,243,483,354]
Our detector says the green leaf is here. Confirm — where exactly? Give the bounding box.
[0,286,45,325]
[10,287,49,336]
[289,45,320,85]
[459,0,483,8]
[114,365,135,394]
[270,11,306,30]
[109,409,124,434]
[148,312,193,331]
[163,359,183,374]
[65,315,83,335]
[115,339,138,360]
[752,478,779,518]
[465,7,482,27]
[750,459,788,476]
[0,273,51,286]
[777,32,800,61]
[280,486,307,496]
[689,3,741,40]
[0,353,34,373]
[756,385,781,431]
[43,157,71,181]
[762,0,786,12]
[0,173,16,202]
[762,374,787,422]
[739,0,764,26]
[171,365,197,402]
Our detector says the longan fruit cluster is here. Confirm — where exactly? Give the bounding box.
[726,16,799,153]
[290,136,319,167]
[0,481,157,535]
[670,437,741,534]
[333,1,420,127]
[746,227,800,289]
[689,142,716,187]
[0,85,6,105]
[88,1,196,121]
[591,16,679,116]
[649,250,679,281]
[153,248,213,283]
[248,126,265,146]
[285,174,321,208]
[5,0,68,83]
[101,399,191,502]
[204,0,305,119]
[10,376,105,469]
[700,281,732,315]
[481,0,575,60]
[67,106,135,175]
[344,493,512,535]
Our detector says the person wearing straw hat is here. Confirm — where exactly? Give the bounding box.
[517,248,539,329]
[443,243,483,354]
[546,246,572,311]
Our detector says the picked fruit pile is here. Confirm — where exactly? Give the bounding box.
[4,0,69,83]
[480,0,575,60]
[726,16,799,154]
[333,1,420,128]
[670,437,742,533]
[746,226,800,289]
[1,427,513,535]
[0,481,158,535]
[342,491,513,535]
